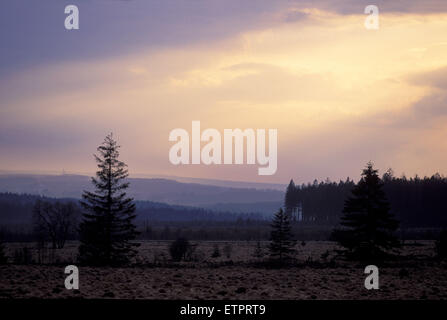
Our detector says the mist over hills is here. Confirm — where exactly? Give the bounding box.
[0,174,284,215]
[137,174,286,191]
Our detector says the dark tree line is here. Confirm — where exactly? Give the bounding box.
[285,178,355,223]
[135,201,263,222]
[0,193,263,229]
[141,221,272,241]
[382,170,447,227]
[0,193,81,226]
[285,171,447,227]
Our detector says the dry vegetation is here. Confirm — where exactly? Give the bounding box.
[0,241,446,299]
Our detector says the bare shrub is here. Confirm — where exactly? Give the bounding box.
[211,244,221,258]
[223,243,232,259]
[13,247,33,265]
[169,237,191,262]
[33,200,79,249]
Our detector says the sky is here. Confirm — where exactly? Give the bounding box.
[1,0,447,184]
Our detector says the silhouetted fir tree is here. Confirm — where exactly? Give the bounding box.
[332,162,400,261]
[269,208,296,264]
[78,134,139,266]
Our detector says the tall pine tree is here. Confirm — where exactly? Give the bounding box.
[269,208,296,265]
[78,134,139,266]
[332,162,400,261]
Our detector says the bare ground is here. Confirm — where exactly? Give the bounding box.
[0,241,446,299]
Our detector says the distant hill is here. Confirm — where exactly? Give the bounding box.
[138,174,286,190]
[0,193,265,226]
[0,174,284,215]
[203,201,283,215]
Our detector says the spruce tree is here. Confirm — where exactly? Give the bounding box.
[78,134,139,266]
[332,162,400,261]
[269,208,296,264]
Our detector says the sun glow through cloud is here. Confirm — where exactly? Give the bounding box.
[1,6,447,183]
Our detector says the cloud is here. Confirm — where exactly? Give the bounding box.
[388,66,447,128]
[0,0,285,76]
[2,0,447,77]
[2,4,447,182]
[283,9,311,23]
[407,66,447,89]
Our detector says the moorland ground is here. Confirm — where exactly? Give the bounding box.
[0,241,446,299]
